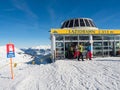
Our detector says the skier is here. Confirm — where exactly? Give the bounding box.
[86,43,92,60]
[77,43,84,61]
[73,45,79,59]
[68,44,74,59]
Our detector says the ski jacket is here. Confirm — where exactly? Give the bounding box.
[78,45,83,52]
[86,45,91,51]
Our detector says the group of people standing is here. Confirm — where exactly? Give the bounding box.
[66,42,92,61]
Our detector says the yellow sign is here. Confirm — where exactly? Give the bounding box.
[51,29,120,35]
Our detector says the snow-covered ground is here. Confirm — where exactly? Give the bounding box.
[0,46,120,90]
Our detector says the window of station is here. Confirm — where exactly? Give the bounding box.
[103,42,110,49]
[80,19,85,26]
[93,42,102,46]
[65,36,71,40]
[56,42,64,47]
[61,21,66,28]
[56,35,63,41]
[103,47,109,49]
[56,42,64,59]
[103,42,109,46]
[93,35,102,40]
[74,19,79,27]
[108,42,113,49]
[93,42,110,56]
[109,36,114,40]
[92,22,96,27]
[115,36,120,40]
[71,36,78,40]
[89,20,95,27]
[69,20,74,27]
[116,42,120,55]
[93,46,102,50]
[79,36,89,40]
[93,51,103,56]
[103,35,110,40]
[116,41,120,49]
[84,19,90,26]
[65,36,78,40]
[65,20,69,27]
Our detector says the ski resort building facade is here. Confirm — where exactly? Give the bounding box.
[50,18,120,60]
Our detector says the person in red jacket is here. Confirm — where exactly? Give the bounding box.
[73,45,80,59]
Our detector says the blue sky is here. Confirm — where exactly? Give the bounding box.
[0,0,120,48]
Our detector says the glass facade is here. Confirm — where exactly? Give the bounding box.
[54,35,120,59]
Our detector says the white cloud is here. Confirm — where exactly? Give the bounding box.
[11,0,38,19]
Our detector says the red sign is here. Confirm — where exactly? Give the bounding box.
[6,43,15,58]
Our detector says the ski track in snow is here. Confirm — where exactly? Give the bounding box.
[0,57,120,90]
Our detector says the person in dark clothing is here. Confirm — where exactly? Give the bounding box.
[68,45,74,59]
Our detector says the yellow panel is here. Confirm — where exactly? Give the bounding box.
[50,29,120,35]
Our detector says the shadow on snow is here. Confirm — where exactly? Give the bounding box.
[26,54,53,65]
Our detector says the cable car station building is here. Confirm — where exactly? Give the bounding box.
[50,18,120,60]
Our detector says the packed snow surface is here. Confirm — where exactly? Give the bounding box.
[0,46,120,90]
[0,57,120,90]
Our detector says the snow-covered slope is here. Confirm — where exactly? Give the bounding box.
[20,45,52,64]
[0,55,120,90]
[0,46,33,66]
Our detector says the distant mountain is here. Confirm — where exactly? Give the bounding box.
[31,45,51,49]
[21,45,51,56]
[20,45,52,64]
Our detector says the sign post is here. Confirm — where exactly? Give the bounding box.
[6,43,15,80]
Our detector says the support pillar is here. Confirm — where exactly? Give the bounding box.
[90,35,93,57]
